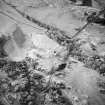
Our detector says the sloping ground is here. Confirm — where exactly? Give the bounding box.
[2,0,105,56]
[24,6,90,34]
[24,6,105,56]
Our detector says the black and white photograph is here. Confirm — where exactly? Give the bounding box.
[0,0,105,105]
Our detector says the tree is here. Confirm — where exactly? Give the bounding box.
[82,0,92,6]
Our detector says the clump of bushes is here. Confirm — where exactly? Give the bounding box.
[0,57,73,105]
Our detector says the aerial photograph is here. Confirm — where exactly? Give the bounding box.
[0,0,105,105]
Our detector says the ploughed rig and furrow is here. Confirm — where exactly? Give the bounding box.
[1,0,72,45]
